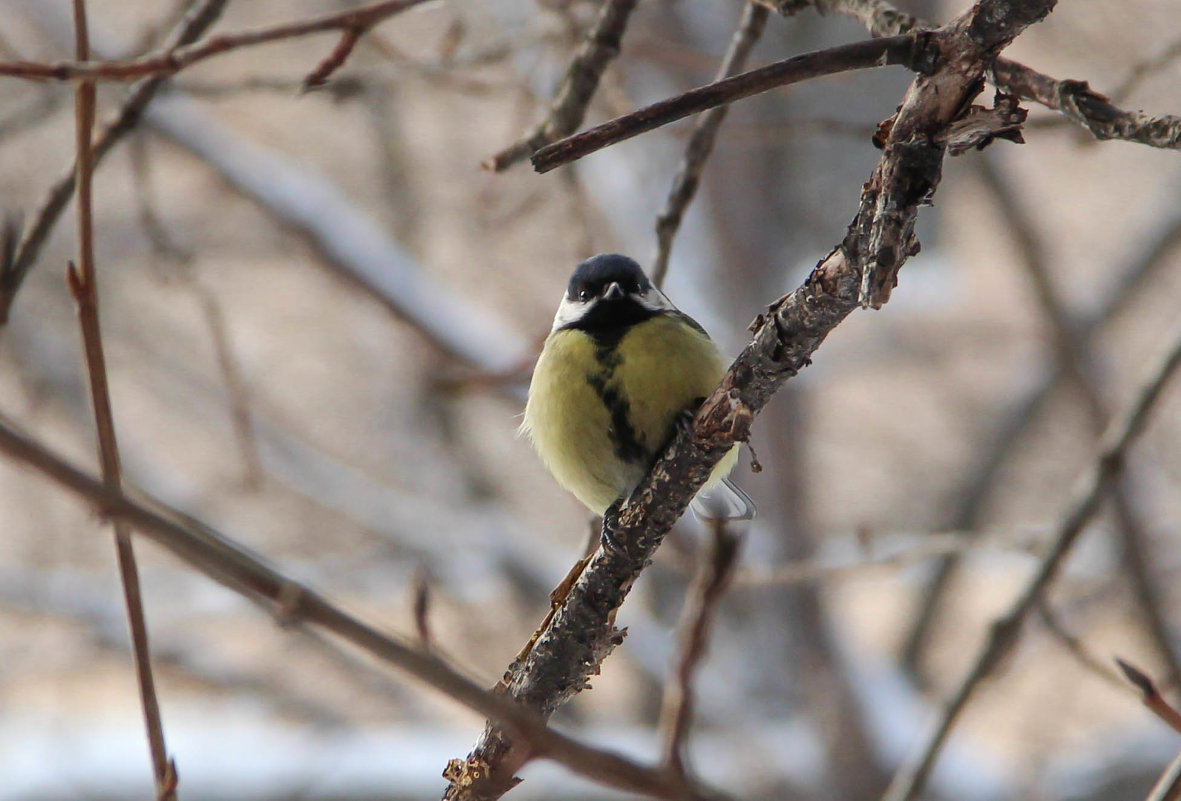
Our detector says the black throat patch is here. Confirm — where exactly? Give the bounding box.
[560,297,657,349]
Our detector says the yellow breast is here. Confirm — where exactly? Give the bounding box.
[521,315,733,515]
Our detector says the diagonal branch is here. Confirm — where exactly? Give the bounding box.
[901,197,1181,679]
[444,1,1056,797]
[531,33,931,173]
[485,0,639,171]
[1,0,231,325]
[882,323,1181,801]
[0,413,730,801]
[0,0,436,83]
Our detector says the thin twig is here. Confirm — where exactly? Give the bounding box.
[1116,658,1181,735]
[485,0,639,171]
[2,0,232,325]
[882,323,1181,801]
[128,134,264,488]
[901,159,1181,687]
[1035,600,1124,688]
[1147,750,1181,801]
[0,414,728,801]
[659,521,742,776]
[531,33,926,173]
[976,157,1181,690]
[901,189,1181,681]
[0,0,437,83]
[411,564,433,652]
[651,1,769,288]
[68,2,174,798]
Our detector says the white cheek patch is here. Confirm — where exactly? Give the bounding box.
[552,294,593,331]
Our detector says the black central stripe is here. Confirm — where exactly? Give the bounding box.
[586,370,647,465]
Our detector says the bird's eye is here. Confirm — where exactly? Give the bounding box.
[578,289,592,302]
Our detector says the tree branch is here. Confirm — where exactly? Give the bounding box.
[882,322,1181,801]
[651,1,769,288]
[775,0,1181,150]
[531,33,933,173]
[485,0,639,171]
[0,0,435,83]
[444,1,1055,797]
[1,0,231,325]
[0,413,729,801]
[68,1,173,796]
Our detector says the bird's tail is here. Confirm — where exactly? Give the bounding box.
[690,477,756,522]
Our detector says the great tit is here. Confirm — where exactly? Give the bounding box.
[521,253,754,521]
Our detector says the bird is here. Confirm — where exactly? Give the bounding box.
[521,253,754,524]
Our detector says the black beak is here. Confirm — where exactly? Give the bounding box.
[602,282,624,300]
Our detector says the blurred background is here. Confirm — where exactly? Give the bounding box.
[0,0,1179,799]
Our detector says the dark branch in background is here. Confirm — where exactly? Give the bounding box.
[651,2,769,288]
[68,1,174,797]
[1117,658,1181,734]
[974,157,1181,690]
[0,0,435,83]
[1,0,231,325]
[1035,600,1124,688]
[0,414,730,801]
[484,0,638,171]
[444,1,1056,797]
[901,169,1181,684]
[658,521,742,776]
[882,325,1181,801]
[531,33,930,173]
[777,0,1181,150]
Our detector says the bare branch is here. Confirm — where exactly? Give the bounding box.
[882,323,1181,801]
[651,1,769,288]
[531,34,928,173]
[68,2,173,796]
[2,0,232,325]
[659,521,742,775]
[0,414,729,801]
[991,60,1181,150]
[903,201,1181,676]
[446,1,1055,796]
[486,0,639,171]
[0,0,436,83]
[778,0,1181,150]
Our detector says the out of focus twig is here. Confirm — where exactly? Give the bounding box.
[1117,658,1181,734]
[485,0,638,171]
[659,521,742,775]
[902,190,1181,681]
[1035,600,1123,688]
[0,0,436,83]
[1147,750,1181,801]
[2,0,231,325]
[651,1,768,288]
[0,414,729,801]
[883,324,1181,801]
[68,2,174,797]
